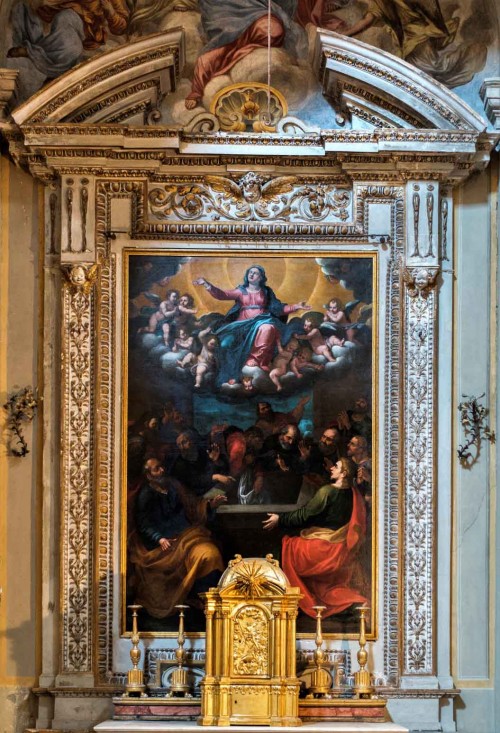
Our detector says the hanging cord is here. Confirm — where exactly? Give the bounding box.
[266,0,272,123]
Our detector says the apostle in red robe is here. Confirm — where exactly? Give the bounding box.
[263,456,367,617]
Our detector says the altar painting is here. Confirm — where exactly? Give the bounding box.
[124,252,376,636]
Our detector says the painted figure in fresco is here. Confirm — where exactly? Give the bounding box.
[263,456,367,617]
[139,288,180,339]
[8,0,129,77]
[191,332,219,389]
[293,345,325,376]
[319,298,369,349]
[261,423,310,503]
[347,434,372,504]
[176,326,220,388]
[193,265,310,384]
[295,0,352,31]
[173,326,195,355]
[300,426,342,485]
[129,457,226,618]
[184,0,306,109]
[139,290,198,347]
[322,298,346,346]
[342,0,486,88]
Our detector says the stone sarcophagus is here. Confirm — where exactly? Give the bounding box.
[199,554,302,727]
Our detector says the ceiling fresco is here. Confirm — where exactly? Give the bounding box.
[0,0,498,125]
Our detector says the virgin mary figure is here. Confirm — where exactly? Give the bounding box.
[193,264,310,385]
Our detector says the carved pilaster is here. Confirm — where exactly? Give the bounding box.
[402,257,439,676]
[59,265,97,679]
[401,180,440,679]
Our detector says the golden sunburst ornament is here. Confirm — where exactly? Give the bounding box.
[221,554,287,598]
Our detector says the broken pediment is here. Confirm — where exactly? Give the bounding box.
[0,28,495,176]
[10,29,185,126]
[314,30,487,132]
[4,24,486,136]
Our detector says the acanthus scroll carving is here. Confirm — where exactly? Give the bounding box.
[148,176,352,223]
[61,279,95,673]
[403,286,436,675]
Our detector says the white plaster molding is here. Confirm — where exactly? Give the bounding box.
[11,30,185,126]
[402,276,437,677]
[480,78,500,131]
[314,30,487,132]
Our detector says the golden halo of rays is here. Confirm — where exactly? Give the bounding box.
[308,272,354,314]
[276,258,318,310]
[142,256,357,319]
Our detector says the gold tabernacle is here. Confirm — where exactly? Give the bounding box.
[198,554,302,726]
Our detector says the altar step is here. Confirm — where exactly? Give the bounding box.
[95,721,408,733]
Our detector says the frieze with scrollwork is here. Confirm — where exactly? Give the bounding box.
[148,176,352,223]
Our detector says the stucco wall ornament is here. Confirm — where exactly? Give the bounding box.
[61,274,96,673]
[457,394,496,466]
[402,266,439,298]
[210,83,287,132]
[2,386,39,457]
[148,177,351,222]
[63,264,99,295]
[402,266,437,675]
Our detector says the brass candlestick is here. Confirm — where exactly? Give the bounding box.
[168,604,191,697]
[353,606,373,699]
[124,604,146,697]
[308,605,332,697]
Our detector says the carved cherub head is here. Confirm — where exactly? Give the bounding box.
[238,172,265,203]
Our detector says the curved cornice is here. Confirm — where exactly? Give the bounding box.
[11,29,185,126]
[314,30,487,132]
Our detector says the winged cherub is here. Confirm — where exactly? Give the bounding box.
[205,174,298,218]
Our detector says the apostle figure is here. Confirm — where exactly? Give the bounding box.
[129,457,226,619]
[263,456,367,618]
